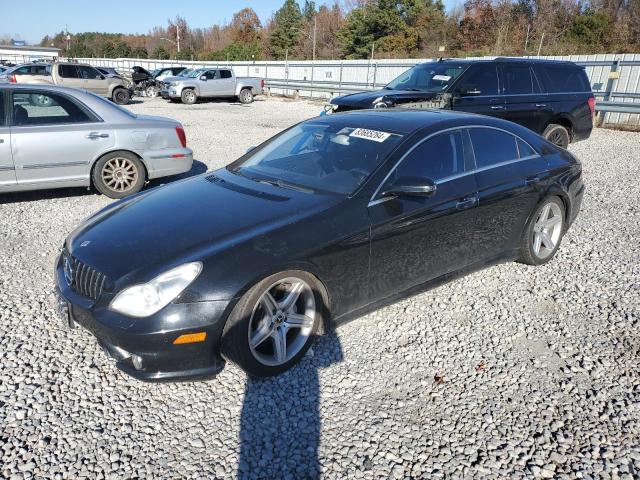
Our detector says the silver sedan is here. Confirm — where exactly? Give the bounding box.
[0,84,193,198]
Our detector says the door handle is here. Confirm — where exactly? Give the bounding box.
[456,196,478,210]
[86,132,109,139]
[490,105,504,110]
[535,104,547,108]
[525,176,541,185]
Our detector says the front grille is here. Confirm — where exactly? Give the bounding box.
[65,254,107,300]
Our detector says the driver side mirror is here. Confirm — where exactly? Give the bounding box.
[200,75,207,81]
[380,177,437,198]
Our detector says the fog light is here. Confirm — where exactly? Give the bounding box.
[131,354,143,370]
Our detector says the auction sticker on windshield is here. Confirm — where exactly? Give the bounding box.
[432,74,452,81]
[349,128,392,143]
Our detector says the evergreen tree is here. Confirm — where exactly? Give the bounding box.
[269,0,304,59]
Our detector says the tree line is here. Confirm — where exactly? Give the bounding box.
[36,0,640,61]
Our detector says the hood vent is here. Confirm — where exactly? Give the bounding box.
[205,175,289,202]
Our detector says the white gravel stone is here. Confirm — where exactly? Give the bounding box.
[0,97,638,478]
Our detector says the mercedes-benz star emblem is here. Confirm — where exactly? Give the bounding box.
[63,256,74,286]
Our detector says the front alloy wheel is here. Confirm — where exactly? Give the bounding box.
[221,271,322,377]
[248,278,316,367]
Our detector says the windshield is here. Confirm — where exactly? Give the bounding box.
[185,69,207,78]
[229,122,404,195]
[386,63,467,92]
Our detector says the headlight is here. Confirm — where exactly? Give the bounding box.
[373,101,388,109]
[170,81,178,87]
[109,262,202,317]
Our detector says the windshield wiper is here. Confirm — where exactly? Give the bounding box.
[403,88,423,91]
[254,178,314,193]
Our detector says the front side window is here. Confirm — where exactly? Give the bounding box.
[12,91,92,126]
[59,65,79,78]
[230,123,404,195]
[455,65,499,96]
[15,66,30,75]
[77,66,102,79]
[186,69,207,78]
[204,70,218,80]
[384,131,467,188]
[220,70,232,79]
[469,128,519,168]
[503,64,538,95]
[386,63,466,92]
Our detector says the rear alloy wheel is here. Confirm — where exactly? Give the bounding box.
[519,196,565,265]
[181,89,197,105]
[222,271,321,377]
[93,152,146,199]
[543,124,570,149]
[238,88,254,104]
[112,88,130,105]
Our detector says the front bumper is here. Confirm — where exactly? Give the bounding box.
[160,88,180,99]
[143,148,194,180]
[54,254,229,382]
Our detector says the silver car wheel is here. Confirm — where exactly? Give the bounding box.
[146,86,159,98]
[240,89,253,103]
[184,90,195,103]
[532,202,563,259]
[101,157,139,193]
[248,277,316,367]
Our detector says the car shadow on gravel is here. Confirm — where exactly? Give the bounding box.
[237,332,343,480]
[0,187,96,204]
[145,160,209,188]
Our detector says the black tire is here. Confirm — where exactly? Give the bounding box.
[29,93,53,107]
[181,88,197,105]
[543,124,570,149]
[92,151,146,199]
[221,270,324,378]
[518,196,565,266]
[238,88,254,104]
[112,88,130,105]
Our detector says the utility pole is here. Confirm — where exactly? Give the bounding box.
[176,25,181,54]
[312,15,317,62]
[537,31,545,56]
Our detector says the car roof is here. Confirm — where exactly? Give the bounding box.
[420,57,578,67]
[313,109,513,135]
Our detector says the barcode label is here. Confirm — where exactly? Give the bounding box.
[349,128,391,143]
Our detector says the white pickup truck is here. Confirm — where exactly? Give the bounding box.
[160,67,264,105]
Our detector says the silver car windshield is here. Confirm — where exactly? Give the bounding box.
[230,123,404,195]
[185,69,207,78]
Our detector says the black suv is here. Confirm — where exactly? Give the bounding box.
[328,58,595,148]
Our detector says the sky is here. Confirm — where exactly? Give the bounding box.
[0,0,459,45]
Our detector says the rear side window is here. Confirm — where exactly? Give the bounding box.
[59,65,79,78]
[455,65,499,95]
[15,66,30,75]
[469,128,518,168]
[540,65,591,93]
[220,70,232,79]
[503,64,539,95]
[12,91,92,126]
[392,130,467,182]
[517,138,537,157]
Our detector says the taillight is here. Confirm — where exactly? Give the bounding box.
[175,125,187,148]
[9,74,16,84]
[587,96,595,115]
[260,79,264,89]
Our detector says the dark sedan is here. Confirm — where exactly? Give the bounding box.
[54,110,584,381]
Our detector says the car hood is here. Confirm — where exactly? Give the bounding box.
[66,169,341,283]
[331,89,440,108]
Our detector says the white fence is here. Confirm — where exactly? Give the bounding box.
[2,52,639,125]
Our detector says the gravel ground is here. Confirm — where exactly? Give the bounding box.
[1,97,639,479]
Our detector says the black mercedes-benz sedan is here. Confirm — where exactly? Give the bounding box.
[54,110,584,382]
